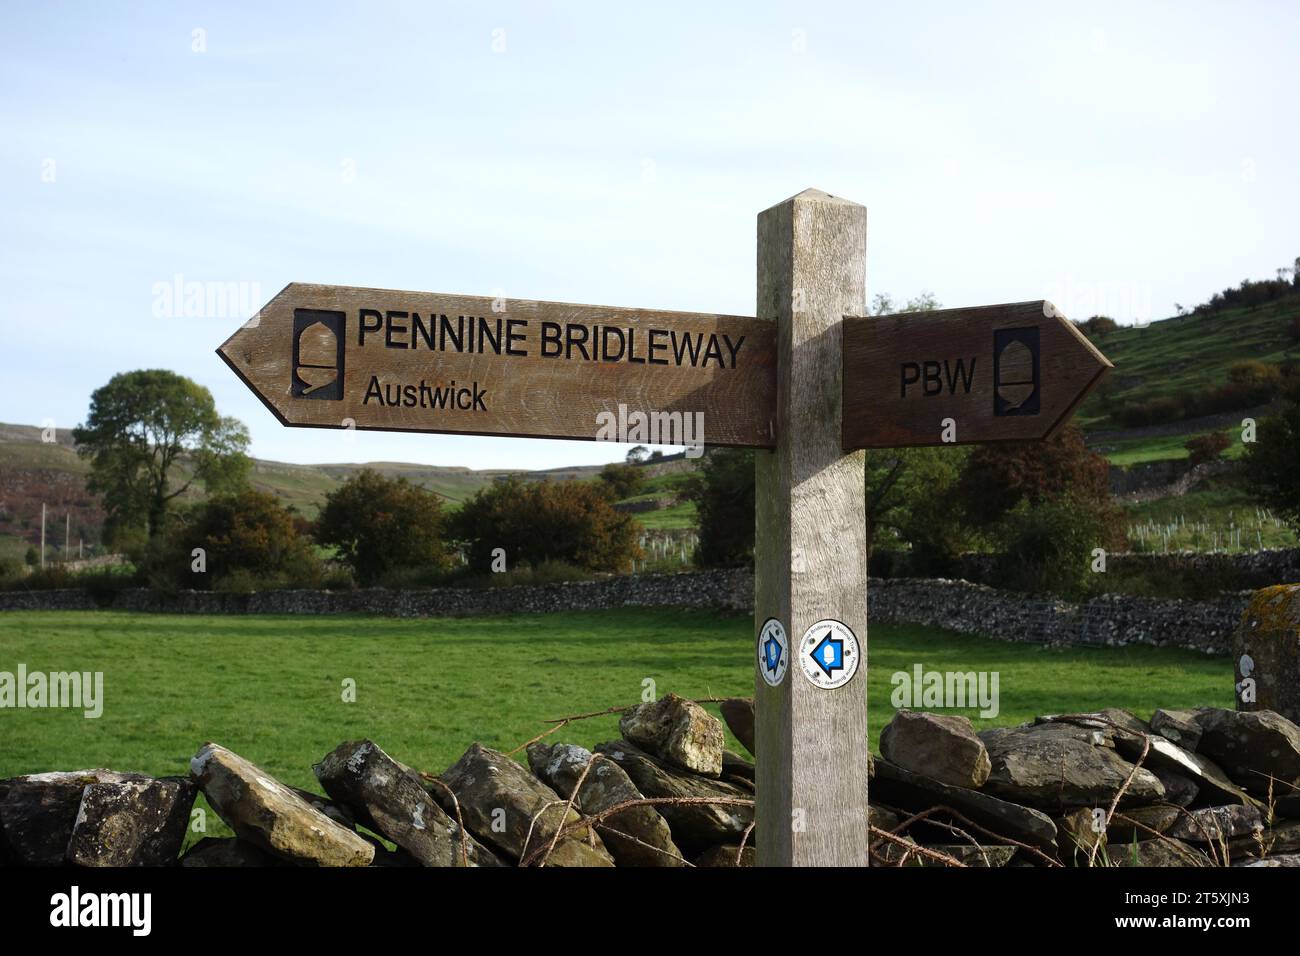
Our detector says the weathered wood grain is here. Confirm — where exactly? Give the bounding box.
[755,189,871,867]
[841,301,1111,449]
[218,284,776,447]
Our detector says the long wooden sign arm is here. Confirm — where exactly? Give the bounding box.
[217,283,778,449]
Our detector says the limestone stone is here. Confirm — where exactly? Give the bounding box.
[0,770,151,866]
[67,776,197,867]
[526,741,683,867]
[1167,804,1264,843]
[1105,838,1213,867]
[870,758,1058,852]
[190,743,373,867]
[880,711,991,789]
[718,698,755,756]
[594,740,753,852]
[314,739,501,867]
[179,837,282,867]
[1107,805,1181,843]
[437,743,612,866]
[1151,709,1202,751]
[980,724,1165,810]
[1194,708,1300,798]
[694,845,755,867]
[619,693,724,777]
[1233,584,1300,725]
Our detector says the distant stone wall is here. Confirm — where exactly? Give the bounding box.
[868,578,1250,655]
[0,569,753,617]
[0,569,1253,654]
[874,547,1300,592]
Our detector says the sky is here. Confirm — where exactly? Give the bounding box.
[2,1,1297,470]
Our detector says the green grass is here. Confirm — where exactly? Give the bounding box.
[1098,428,1248,467]
[0,609,1231,788]
[634,499,697,530]
[1076,292,1299,430]
[1121,474,1297,552]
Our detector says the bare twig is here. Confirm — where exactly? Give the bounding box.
[419,773,471,867]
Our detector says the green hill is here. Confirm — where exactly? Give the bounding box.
[0,423,696,554]
[1077,291,1298,431]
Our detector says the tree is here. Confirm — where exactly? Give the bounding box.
[597,462,645,501]
[956,424,1112,529]
[148,490,321,592]
[315,470,452,586]
[870,291,940,315]
[1243,389,1300,529]
[683,448,755,567]
[626,446,649,464]
[996,496,1110,596]
[865,446,970,569]
[73,370,250,542]
[452,476,642,573]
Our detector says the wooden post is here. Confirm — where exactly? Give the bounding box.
[754,189,870,866]
[40,502,46,568]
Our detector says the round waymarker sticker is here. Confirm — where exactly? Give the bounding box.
[798,619,860,690]
[757,617,789,687]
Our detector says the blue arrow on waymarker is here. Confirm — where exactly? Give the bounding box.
[810,631,844,678]
[763,635,783,673]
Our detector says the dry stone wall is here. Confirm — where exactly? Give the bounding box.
[0,569,1280,654]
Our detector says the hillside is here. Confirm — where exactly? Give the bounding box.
[1076,289,1299,439]
[0,423,626,558]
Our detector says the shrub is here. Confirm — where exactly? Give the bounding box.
[1193,276,1295,315]
[1077,316,1118,339]
[0,558,25,583]
[452,477,642,574]
[1227,360,1283,391]
[1114,396,1185,428]
[1184,432,1231,467]
[147,490,322,591]
[994,497,1110,597]
[315,470,452,587]
[1243,396,1300,530]
[597,462,645,501]
[682,448,755,568]
[957,424,1111,529]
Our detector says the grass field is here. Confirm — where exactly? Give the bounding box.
[0,609,1231,788]
[1099,428,1248,467]
[1121,475,1297,552]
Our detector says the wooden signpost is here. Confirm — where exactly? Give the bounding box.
[217,284,776,447]
[219,188,1112,868]
[842,301,1111,449]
